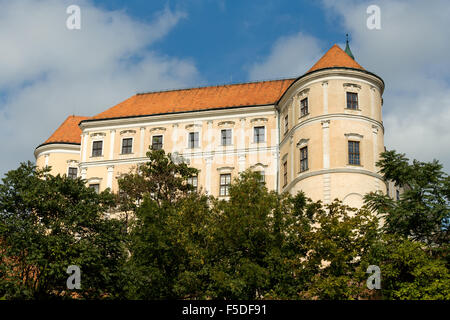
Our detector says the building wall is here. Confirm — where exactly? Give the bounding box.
[77,106,279,198]
[35,144,81,177]
[35,67,388,207]
[277,68,386,207]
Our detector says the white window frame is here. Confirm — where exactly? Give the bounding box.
[91,139,104,157]
[67,166,78,179]
[120,137,134,155]
[253,125,266,143]
[220,128,233,146]
[187,131,201,149]
[151,134,164,150]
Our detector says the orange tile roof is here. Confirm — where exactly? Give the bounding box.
[89,79,296,121]
[307,44,364,73]
[43,115,88,145]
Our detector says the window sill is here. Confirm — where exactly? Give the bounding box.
[119,153,134,155]
[90,155,104,158]
[298,168,309,174]
[345,108,362,111]
[347,163,363,167]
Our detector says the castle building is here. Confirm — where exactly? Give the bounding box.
[35,43,390,208]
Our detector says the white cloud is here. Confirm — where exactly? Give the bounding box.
[247,32,323,81]
[322,0,450,172]
[0,0,200,176]
[248,0,450,172]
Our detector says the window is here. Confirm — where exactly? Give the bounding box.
[396,189,400,201]
[92,141,103,157]
[151,135,163,150]
[68,167,78,179]
[219,174,231,196]
[188,132,199,148]
[300,98,308,117]
[187,175,198,190]
[89,184,99,194]
[254,126,265,143]
[348,141,360,165]
[300,146,308,172]
[256,171,265,184]
[283,160,288,187]
[221,129,232,146]
[284,115,289,134]
[121,138,133,154]
[346,92,358,110]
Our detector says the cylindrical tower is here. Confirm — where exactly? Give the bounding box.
[35,115,87,178]
[277,44,385,208]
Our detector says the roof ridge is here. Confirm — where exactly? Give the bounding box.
[136,77,296,96]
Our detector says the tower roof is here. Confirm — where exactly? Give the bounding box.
[307,44,364,73]
[344,35,355,60]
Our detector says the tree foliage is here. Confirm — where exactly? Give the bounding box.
[0,162,127,299]
[1,149,448,300]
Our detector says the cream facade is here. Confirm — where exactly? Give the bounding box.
[35,44,401,207]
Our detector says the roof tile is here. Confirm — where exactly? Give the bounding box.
[89,79,295,121]
[43,115,88,145]
[308,44,364,73]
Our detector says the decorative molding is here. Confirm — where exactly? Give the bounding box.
[250,117,268,123]
[282,153,288,161]
[218,120,236,127]
[249,162,268,170]
[185,123,202,130]
[372,125,379,134]
[90,132,106,138]
[119,129,136,136]
[87,177,102,183]
[344,133,364,140]
[321,120,330,128]
[296,138,309,148]
[296,88,310,98]
[282,168,384,193]
[149,127,166,133]
[67,159,79,166]
[343,83,362,91]
[217,166,234,172]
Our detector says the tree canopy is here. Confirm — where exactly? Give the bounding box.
[1,149,448,300]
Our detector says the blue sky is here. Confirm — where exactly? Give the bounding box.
[92,0,343,85]
[0,0,449,177]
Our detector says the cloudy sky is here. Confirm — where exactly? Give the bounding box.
[0,0,449,176]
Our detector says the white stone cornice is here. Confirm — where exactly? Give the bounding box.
[34,143,81,159]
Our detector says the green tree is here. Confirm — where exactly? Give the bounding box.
[363,150,450,299]
[119,149,210,299]
[363,234,450,299]
[364,150,450,246]
[0,162,127,299]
